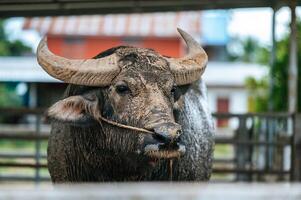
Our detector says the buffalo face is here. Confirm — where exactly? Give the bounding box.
[105,48,185,159]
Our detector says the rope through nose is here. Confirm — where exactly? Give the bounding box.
[96,114,154,134]
[169,159,173,181]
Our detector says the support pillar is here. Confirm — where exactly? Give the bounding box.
[292,114,301,181]
[288,0,298,113]
[268,7,276,111]
[288,0,301,182]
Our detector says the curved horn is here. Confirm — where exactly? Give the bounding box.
[167,28,208,85]
[37,37,120,86]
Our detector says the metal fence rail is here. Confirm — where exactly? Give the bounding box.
[0,108,300,183]
[0,108,48,182]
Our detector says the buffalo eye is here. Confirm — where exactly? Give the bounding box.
[115,84,130,95]
[172,86,182,101]
[171,86,177,95]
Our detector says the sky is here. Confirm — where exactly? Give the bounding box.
[228,7,294,45]
[3,7,299,51]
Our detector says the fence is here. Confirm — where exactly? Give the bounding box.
[212,113,296,182]
[0,108,49,182]
[0,108,300,183]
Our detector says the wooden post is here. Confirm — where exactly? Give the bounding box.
[288,0,298,113]
[235,116,251,181]
[288,0,301,182]
[292,114,301,181]
[34,115,42,184]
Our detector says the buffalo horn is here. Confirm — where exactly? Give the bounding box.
[37,37,120,86]
[167,28,208,85]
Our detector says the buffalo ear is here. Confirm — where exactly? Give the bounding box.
[47,95,100,125]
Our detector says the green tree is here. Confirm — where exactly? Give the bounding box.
[0,83,21,107]
[228,37,270,112]
[0,19,31,109]
[229,20,301,112]
[245,76,269,112]
[228,37,270,64]
[270,37,289,111]
[0,19,31,56]
[270,20,301,112]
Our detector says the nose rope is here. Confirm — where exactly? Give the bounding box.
[169,159,173,181]
[96,114,154,134]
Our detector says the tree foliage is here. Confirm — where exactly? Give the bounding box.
[245,76,269,112]
[0,19,31,108]
[228,37,270,64]
[228,20,301,112]
[270,21,301,112]
[0,83,21,107]
[0,19,31,56]
[270,37,289,111]
[228,37,270,112]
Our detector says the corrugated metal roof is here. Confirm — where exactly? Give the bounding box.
[23,12,202,38]
[0,57,267,86]
[0,0,299,17]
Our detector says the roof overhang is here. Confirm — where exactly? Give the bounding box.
[0,0,300,17]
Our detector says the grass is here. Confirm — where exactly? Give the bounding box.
[0,140,48,152]
[214,144,234,159]
[0,140,50,179]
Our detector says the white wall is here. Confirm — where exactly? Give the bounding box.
[207,87,248,113]
[207,87,248,129]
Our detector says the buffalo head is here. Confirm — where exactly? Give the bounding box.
[37,28,207,161]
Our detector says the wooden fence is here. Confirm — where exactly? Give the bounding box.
[213,113,297,181]
[0,108,301,182]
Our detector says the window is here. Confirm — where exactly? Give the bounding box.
[217,97,229,127]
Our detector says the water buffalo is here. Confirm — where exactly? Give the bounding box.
[37,28,214,182]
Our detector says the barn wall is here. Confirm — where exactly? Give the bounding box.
[47,35,181,59]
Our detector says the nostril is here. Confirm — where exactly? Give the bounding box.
[152,133,172,144]
[148,123,182,144]
[175,136,181,143]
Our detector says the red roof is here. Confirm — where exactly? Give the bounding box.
[23,12,202,38]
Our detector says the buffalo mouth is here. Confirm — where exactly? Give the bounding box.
[143,143,186,159]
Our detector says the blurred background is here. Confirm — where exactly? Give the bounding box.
[0,0,301,184]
